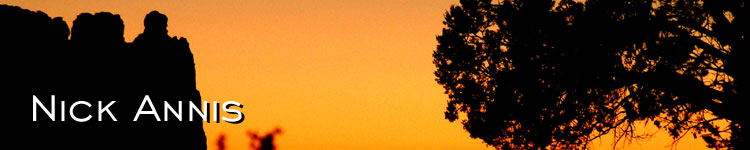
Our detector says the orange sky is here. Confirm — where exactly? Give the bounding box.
[12,0,712,149]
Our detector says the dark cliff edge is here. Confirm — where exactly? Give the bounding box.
[7,4,207,149]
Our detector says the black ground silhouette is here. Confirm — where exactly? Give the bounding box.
[434,0,745,149]
[10,4,206,149]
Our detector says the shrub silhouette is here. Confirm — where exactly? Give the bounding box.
[215,128,282,150]
[247,127,283,150]
[218,134,227,150]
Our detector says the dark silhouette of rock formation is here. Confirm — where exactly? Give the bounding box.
[8,4,207,149]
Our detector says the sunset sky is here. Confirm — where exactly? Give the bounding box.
[13,0,712,149]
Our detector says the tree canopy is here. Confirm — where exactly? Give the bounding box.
[433,0,746,149]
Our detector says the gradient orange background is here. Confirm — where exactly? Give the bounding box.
[13,0,712,149]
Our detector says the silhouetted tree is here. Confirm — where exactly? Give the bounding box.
[434,0,746,149]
